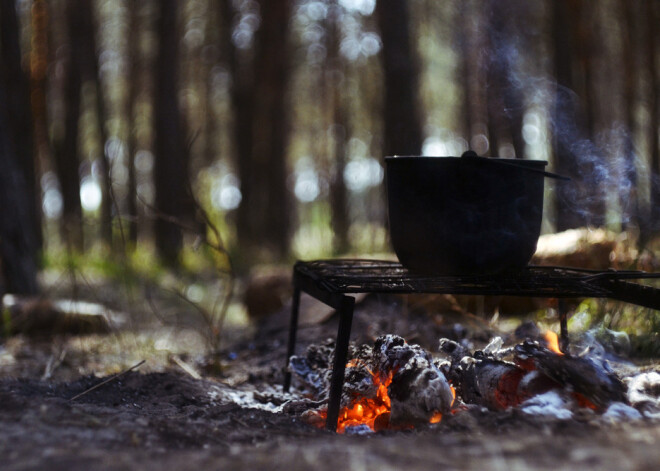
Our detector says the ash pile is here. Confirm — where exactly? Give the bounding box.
[289,331,660,434]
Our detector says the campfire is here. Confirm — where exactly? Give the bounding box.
[289,329,642,434]
[284,259,660,432]
[293,336,456,433]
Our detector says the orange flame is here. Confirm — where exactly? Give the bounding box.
[430,386,456,424]
[324,369,393,433]
[543,330,564,355]
[318,365,456,433]
[429,411,443,424]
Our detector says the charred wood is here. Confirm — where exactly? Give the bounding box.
[514,341,627,408]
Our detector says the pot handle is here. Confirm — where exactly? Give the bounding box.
[461,151,571,181]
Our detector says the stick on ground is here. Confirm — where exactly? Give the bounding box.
[69,360,146,401]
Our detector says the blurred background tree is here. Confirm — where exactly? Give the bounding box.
[1,0,659,292]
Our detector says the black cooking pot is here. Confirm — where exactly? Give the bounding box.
[385,152,566,275]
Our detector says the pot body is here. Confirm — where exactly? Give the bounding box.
[385,156,546,275]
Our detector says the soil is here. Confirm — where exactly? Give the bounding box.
[2,292,660,470]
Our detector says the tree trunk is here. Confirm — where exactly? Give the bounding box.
[76,0,113,246]
[0,0,41,254]
[620,0,640,232]
[221,0,292,265]
[125,0,140,245]
[375,0,423,157]
[485,0,526,159]
[575,1,606,226]
[250,0,292,259]
[153,0,190,266]
[551,0,588,231]
[648,1,660,235]
[327,2,349,254]
[30,0,50,240]
[52,0,85,250]
[455,0,473,143]
[0,0,39,295]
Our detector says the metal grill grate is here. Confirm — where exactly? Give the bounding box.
[294,259,660,301]
[285,259,660,432]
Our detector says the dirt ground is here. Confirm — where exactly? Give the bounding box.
[2,292,660,470]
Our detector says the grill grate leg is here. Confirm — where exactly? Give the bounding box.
[325,295,355,432]
[283,286,301,392]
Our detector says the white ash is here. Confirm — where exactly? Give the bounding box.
[603,402,643,421]
[520,390,574,420]
[388,353,454,424]
[344,424,372,435]
[372,334,431,373]
[626,371,660,417]
[287,339,336,397]
[482,336,513,358]
[374,335,454,424]
[207,384,299,413]
[342,343,378,399]
[288,355,331,397]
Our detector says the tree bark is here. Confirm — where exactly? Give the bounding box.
[29,0,50,240]
[76,0,113,246]
[153,0,190,266]
[485,0,526,159]
[0,0,41,254]
[455,0,473,144]
[551,0,589,231]
[619,0,640,232]
[375,0,423,157]
[327,2,349,254]
[52,0,85,250]
[647,1,660,235]
[125,0,140,245]
[221,0,293,265]
[0,0,39,295]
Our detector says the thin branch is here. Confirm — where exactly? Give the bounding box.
[69,360,146,401]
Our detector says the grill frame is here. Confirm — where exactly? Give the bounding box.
[283,259,660,432]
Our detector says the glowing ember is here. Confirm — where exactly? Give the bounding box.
[543,330,563,355]
[429,412,443,424]
[429,386,456,424]
[318,367,455,433]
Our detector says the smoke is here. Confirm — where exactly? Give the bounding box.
[549,87,641,228]
[485,44,641,229]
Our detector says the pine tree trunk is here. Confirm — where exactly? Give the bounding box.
[0,0,41,254]
[153,0,190,266]
[77,0,113,246]
[222,0,292,264]
[327,1,349,254]
[53,0,85,250]
[620,0,640,232]
[648,1,660,234]
[125,0,140,245]
[375,0,423,157]
[552,0,588,231]
[0,0,39,295]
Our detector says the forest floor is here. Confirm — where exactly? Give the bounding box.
[2,280,660,470]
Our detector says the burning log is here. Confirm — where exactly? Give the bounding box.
[292,329,636,434]
[438,338,551,410]
[439,332,627,412]
[290,335,454,433]
[373,335,455,425]
[514,340,627,409]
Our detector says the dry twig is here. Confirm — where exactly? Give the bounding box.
[69,359,146,401]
